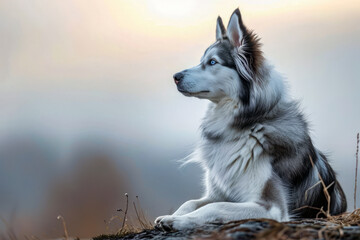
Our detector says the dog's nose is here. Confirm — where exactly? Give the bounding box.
[173,72,184,85]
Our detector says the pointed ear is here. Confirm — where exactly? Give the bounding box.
[227,8,247,48]
[216,16,226,41]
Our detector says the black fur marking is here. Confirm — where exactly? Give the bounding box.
[259,176,286,218]
[241,31,263,76]
[213,40,252,105]
[256,201,271,210]
[273,137,317,187]
[261,178,282,205]
[239,79,251,105]
[215,41,237,70]
[203,131,223,142]
[232,93,283,129]
[216,16,226,40]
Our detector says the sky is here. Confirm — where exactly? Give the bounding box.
[0,0,359,238]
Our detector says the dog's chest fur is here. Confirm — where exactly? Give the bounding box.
[199,101,272,202]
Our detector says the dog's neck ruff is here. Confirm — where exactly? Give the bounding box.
[202,65,286,141]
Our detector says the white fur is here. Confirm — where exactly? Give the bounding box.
[155,98,290,230]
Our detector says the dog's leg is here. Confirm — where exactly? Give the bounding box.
[172,197,213,216]
[154,197,213,226]
[157,201,286,231]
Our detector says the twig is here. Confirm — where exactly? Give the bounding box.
[355,133,359,210]
[133,201,146,229]
[326,181,335,190]
[57,215,69,240]
[309,156,331,217]
[305,180,322,201]
[136,196,153,228]
[136,196,145,224]
[119,193,129,234]
[293,205,322,212]
[316,206,326,219]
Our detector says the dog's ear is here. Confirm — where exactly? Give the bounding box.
[216,16,226,41]
[227,8,247,48]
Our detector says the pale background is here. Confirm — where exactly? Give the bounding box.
[0,0,359,238]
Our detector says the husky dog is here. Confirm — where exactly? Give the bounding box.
[155,8,347,231]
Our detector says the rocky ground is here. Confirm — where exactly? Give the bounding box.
[94,218,360,240]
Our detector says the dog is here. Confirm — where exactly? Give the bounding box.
[155,8,347,231]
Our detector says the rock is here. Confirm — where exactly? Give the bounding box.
[94,218,360,240]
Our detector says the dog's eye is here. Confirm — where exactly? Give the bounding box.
[209,59,217,65]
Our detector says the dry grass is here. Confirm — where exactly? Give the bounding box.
[254,220,344,240]
[57,215,69,240]
[95,194,153,239]
[0,194,152,240]
[203,212,360,240]
[328,209,360,226]
[253,208,360,240]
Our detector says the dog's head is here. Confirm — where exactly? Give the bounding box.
[174,8,263,104]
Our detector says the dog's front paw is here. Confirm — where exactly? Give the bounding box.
[154,215,170,225]
[156,216,195,232]
[155,215,175,232]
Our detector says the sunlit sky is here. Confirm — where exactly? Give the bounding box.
[0,0,360,237]
[1,0,359,148]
